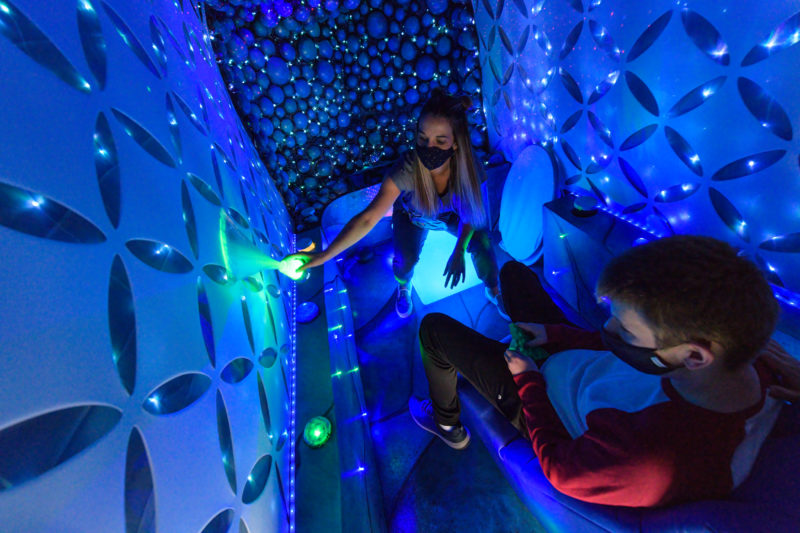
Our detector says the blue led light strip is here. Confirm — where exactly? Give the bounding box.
[289,234,297,532]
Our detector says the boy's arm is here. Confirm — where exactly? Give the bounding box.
[513,371,673,507]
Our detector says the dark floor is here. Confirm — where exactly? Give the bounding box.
[337,239,546,533]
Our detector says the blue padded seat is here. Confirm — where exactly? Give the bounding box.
[458,379,800,532]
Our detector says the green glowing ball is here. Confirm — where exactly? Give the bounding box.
[279,256,307,280]
[303,415,332,448]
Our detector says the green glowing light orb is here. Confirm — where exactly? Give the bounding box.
[303,415,332,448]
[278,257,308,281]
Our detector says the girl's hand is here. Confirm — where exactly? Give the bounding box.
[443,247,466,288]
[281,252,321,274]
[505,350,538,376]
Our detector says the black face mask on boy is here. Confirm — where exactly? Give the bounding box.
[600,328,683,375]
[416,145,454,170]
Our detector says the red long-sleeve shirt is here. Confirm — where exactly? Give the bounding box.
[512,324,782,507]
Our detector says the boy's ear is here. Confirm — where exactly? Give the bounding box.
[662,343,714,370]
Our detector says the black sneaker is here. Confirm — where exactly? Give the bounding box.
[408,397,470,450]
[396,284,413,318]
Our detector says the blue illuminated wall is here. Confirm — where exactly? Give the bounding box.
[0,1,294,531]
[204,0,489,230]
[475,0,800,302]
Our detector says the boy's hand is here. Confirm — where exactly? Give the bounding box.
[760,339,800,402]
[505,350,538,376]
[514,322,548,347]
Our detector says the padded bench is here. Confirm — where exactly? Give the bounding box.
[458,343,800,533]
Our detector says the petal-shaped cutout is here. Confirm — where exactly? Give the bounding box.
[560,110,582,134]
[148,16,167,75]
[0,404,121,491]
[197,85,209,128]
[516,26,530,54]
[266,284,281,298]
[238,183,251,218]
[618,157,648,197]
[620,124,658,150]
[187,172,221,206]
[101,2,161,78]
[94,112,121,228]
[171,91,206,135]
[221,357,254,384]
[587,70,620,105]
[125,427,155,533]
[165,94,181,163]
[737,77,793,141]
[667,76,726,118]
[712,150,786,181]
[241,297,254,353]
[502,63,515,85]
[126,239,192,273]
[111,108,176,168]
[109,255,136,395]
[649,207,676,236]
[564,174,582,186]
[681,10,730,65]
[180,181,198,259]
[750,253,784,287]
[655,182,700,202]
[0,0,91,92]
[498,26,514,56]
[274,429,288,453]
[511,0,528,17]
[197,277,216,367]
[242,454,273,504]
[216,390,237,494]
[211,149,226,198]
[239,518,251,533]
[622,202,647,214]
[182,22,197,69]
[486,25,496,51]
[742,12,800,66]
[227,207,249,229]
[664,126,703,176]
[628,10,672,62]
[559,67,583,103]
[77,0,106,90]
[266,304,278,346]
[709,188,750,242]
[588,111,614,148]
[143,373,211,415]
[560,21,583,60]
[276,464,289,520]
[566,0,583,14]
[586,178,608,206]
[257,372,273,440]
[259,347,277,368]
[759,233,800,253]
[560,139,581,170]
[588,20,620,60]
[297,301,320,324]
[243,275,263,292]
[202,264,235,285]
[0,180,106,243]
[495,0,506,18]
[625,71,659,116]
[200,509,234,533]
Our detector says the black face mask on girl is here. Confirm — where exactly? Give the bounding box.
[600,328,683,375]
[416,145,454,170]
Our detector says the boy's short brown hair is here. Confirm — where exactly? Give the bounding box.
[596,235,779,369]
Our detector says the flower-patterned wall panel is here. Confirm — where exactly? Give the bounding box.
[0,1,294,532]
[475,0,800,308]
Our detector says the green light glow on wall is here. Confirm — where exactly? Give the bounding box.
[303,416,332,448]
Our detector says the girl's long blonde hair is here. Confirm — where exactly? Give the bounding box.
[410,90,487,228]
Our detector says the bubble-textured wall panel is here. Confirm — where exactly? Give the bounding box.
[475,0,800,307]
[205,0,490,229]
[0,0,294,531]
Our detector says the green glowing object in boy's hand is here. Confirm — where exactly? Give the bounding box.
[508,323,550,361]
[278,256,308,280]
